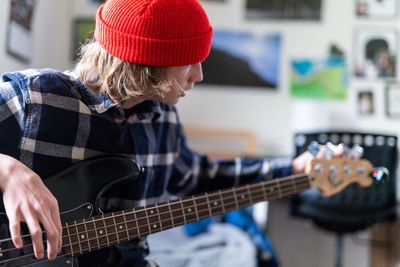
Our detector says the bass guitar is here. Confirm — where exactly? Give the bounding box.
[0,154,385,266]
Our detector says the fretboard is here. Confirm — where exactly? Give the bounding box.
[62,173,311,257]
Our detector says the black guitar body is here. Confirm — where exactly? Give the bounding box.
[0,155,142,267]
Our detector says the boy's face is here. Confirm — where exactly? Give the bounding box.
[161,63,203,105]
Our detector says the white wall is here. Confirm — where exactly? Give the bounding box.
[0,1,399,267]
[0,0,73,74]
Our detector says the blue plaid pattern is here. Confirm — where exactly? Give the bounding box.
[0,68,291,266]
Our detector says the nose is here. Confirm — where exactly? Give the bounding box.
[190,63,203,83]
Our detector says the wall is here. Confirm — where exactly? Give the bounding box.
[0,0,73,74]
[0,0,399,267]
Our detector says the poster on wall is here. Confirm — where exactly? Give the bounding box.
[246,0,322,20]
[290,57,347,99]
[353,28,397,79]
[202,30,281,89]
[356,0,397,18]
[6,0,37,63]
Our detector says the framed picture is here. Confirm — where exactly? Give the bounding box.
[202,30,281,89]
[357,91,374,115]
[6,0,37,63]
[290,57,347,99]
[246,0,322,20]
[385,83,400,118]
[71,19,96,61]
[353,28,397,79]
[355,0,397,18]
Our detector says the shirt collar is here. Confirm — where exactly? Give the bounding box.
[71,72,162,121]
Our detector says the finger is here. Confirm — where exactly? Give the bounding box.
[38,212,59,260]
[23,209,44,259]
[8,217,22,249]
[50,204,62,253]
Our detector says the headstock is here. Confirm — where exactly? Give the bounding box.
[308,158,377,197]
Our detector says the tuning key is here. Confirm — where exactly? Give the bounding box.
[349,144,364,159]
[371,167,389,182]
[324,142,334,160]
[307,141,320,156]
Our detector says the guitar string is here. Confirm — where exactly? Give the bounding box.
[0,176,310,263]
[0,176,310,258]
[0,182,311,264]
[1,173,308,243]
[0,175,310,253]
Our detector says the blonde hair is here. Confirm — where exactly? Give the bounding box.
[75,40,172,104]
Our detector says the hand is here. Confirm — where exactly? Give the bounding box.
[291,144,345,174]
[0,154,62,260]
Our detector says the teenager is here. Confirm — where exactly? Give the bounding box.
[0,0,337,266]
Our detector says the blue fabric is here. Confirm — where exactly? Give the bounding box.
[0,68,288,266]
[185,209,279,267]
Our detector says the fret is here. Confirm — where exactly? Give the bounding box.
[236,187,251,208]
[167,200,175,228]
[192,196,200,221]
[93,215,109,249]
[82,218,91,252]
[104,215,118,244]
[208,192,224,216]
[114,211,129,242]
[158,202,174,229]
[195,194,211,220]
[64,222,76,257]
[111,213,120,244]
[122,210,130,241]
[135,207,153,235]
[155,203,163,231]
[125,209,140,239]
[253,183,266,201]
[280,179,298,196]
[221,190,236,212]
[170,201,185,226]
[101,215,110,247]
[179,200,187,225]
[205,192,212,218]
[261,181,268,201]
[73,221,83,254]
[246,184,254,205]
[91,216,101,250]
[145,205,160,233]
[266,183,279,199]
[232,188,240,210]
[218,190,226,214]
[182,198,197,223]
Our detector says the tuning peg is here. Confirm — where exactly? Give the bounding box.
[307,141,320,156]
[371,167,389,182]
[349,144,364,159]
[324,142,335,159]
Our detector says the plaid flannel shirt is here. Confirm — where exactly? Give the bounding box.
[0,68,291,266]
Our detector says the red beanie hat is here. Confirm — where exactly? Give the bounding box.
[94,0,213,66]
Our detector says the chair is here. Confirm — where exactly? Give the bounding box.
[290,131,398,267]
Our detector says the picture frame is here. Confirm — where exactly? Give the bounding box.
[385,83,400,118]
[357,90,375,115]
[353,28,397,79]
[201,30,281,89]
[6,0,37,63]
[355,0,398,19]
[246,0,322,21]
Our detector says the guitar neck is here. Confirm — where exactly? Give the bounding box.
[61,173,311,257]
